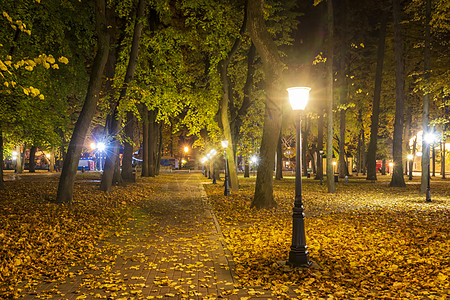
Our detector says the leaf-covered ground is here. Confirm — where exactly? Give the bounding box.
[1,172,449,299]
[204,175,450,299]
[0,172,159,298]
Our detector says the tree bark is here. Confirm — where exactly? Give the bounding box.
[49,147,55,172]
[244,160,250,177]
[389,0,406,187]
[29,146,37,173]
[217,4,247,192]
[141,106,149,177]
[315,110,324,180]
[248,0,283,209]
[148,109,157,177]
[56,0,111,203]
[122,111,136,182]
[275,128,283,180]
[421,0,431,193]
[326,0,336,193]
[366,13,387,181]
[0,131,4,190]
[101,0,145,191]
[442,134,446,179]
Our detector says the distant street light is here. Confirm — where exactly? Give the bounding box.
[251,155,258,176]
[407,154,414,180]
[222,140,230,196]
[389,162,394,175]
[287,86,312,268]
[201,157,208,177]
[12,151,18,160]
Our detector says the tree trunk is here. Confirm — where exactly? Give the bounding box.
[315,110,324,180]
[0,131,4,190]
[421,0,431,193]
[101,0,145,192]
[302,117,309,177]
[275,129,283,180]
[362,126,366,175]
[366,13,387,181]
[326,0,336,193]
[56,0,111,204]
[156,123,163,175]
[29,146,37,173]
[248,0,283,209]
[442,136,446,179]
[122,111,136,182]
[49,147,55,172]
[142,107,149,177]
[244,160,250,177]
[15,145,23,174]
[148,110,157,177]
[389,0,406,187]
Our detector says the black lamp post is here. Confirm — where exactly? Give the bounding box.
[287,86,312,268]
[222,140,230,196]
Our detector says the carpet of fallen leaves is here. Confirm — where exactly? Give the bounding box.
[0,172,158,298]
[205,175,450,299]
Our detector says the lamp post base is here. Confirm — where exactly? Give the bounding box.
[288,249,312,268]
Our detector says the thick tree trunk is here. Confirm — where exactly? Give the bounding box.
[141,107,149,177]
[49,147,55,172]
[275,129,283,180]
[421,0,431,193]
[101,0,145,191]
[326,0,336,193]
[248,0,283,208]
[56,0,111,204]
[0,131,4,190]
[122,111,136,182]
[302,118,309,177]
[29,146,37,173]
[315,111,324,180]
[389,0,406,187]
[148,110,157,177]
[156,123,163,175]
[442,136,446,179]
[366,13,387,181]
[244,160,250,178]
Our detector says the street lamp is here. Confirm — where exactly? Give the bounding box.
[287,86,312,268]
[407,154,414,180]
[97,142,106,171]
[222,140,230,196]
[251,155,258,176]
[424,133,436,202]
[388,162,394,175]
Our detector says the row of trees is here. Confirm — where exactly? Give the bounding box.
[1,0,448,207]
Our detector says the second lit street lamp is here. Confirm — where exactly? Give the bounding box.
[287,86,312,268]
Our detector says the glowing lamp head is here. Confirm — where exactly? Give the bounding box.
[184,146,189,153]
[210,149,217,156]
[407,154,414,160]
[389,162,394,167]
[46,154,51,158]
[201,157,207,164]
[287,87,311,111]
[332,161,337,166]
[251,156,257,164]
[416,152,423,157]
[221,140,228,148]
[90,142,96,150]
[97,142,106,151]
[424,133,436,144]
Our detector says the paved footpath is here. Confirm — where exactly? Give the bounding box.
[20,173,254,300]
